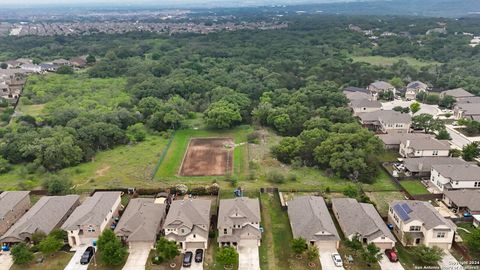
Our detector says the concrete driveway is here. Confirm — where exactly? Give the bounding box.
[0,252,13,270]
[381,100,441,117]
[378,254,405,270]
[64,246,90,270]
[122,244,151,270]
[180,250,203,270]
[318,249,345,269]
[439,251,464,270]
[238,244,260,270]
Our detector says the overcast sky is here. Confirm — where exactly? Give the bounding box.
[0,0,352,6]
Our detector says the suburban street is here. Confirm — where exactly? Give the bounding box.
[445,125,472,149]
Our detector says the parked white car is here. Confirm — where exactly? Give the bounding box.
[331,253,343,267]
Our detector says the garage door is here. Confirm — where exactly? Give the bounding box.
[186,242,205,250]
[315,241,337,250]
[375,242,394,250]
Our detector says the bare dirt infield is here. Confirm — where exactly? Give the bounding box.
[179,138,234,176]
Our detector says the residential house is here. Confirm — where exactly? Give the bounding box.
[217,197,261,249]
[20,64,42,73]
[443,189,480,217]
[62,191,122,248]
[456,97,480,105]
[287,196,340,249]
[358,110,411,134]
[115,198,167,249]
[377,133,432,149]
[0,191,30,236]
[440,88,475,100]
[70,56,87,68]
[0,195,80,244]
[368,81,396,100]
[39,63,58,72]
[344,91,372,101]
[349,99,382,116]
[403,157,471,177]
[405,81,428,100]
[430,164,480,192]
[52,59,71,66]
[343,86,369,94]
[164,199,211,251]
[454,103,480,121]
[332,198,396,249]
[399,137,450,158]
[388,200,456,249]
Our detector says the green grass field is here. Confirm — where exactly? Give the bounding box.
[11,251,73,270]
[351,55,440,69]
[366,191,407,217]
[153,126,252,185]
[400,180,429,195]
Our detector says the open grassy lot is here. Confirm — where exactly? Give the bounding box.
[15,103,45,117]
[350,56,440,69]
[365,191,407,217]
[154,126,251,184]
[399,180,429,195]
[259,193,321,270]
[11,251,73,270]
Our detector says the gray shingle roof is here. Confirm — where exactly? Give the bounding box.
[344,91,372,101]
[350,99,382,109]
[407,81,428,90]
[358,110,411,124]
[287,196,339,242]
[343,87,369,94]
[114,198,166,243]
[390,200,455,230]
[456,103,480,116]
[332,198,395,242]
[401,137,451,151]
[0,191,30,219]
[432,164,480,181]
[62,191,121,230]
[0,195,80,243]
[441,88,474,98]
[164,199,211,230]
[404,157,470,173]
[456,97,480,104]
[444,189,480,212]
[370,81,394,91]
[377,133,432,146]
[218,197,260,229]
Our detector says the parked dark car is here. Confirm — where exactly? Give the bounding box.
[195,249,203,263]
[183,251,193,267]
[80,246,95,265]
[385,249,398,262]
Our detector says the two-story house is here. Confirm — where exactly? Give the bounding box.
[368,81,396,100]
[287,196,340,250]
[217,197,261,249]
[62,191,122,248]
[440,88,475,100]
[349,99,382,116]
[430,164,480,192]
[0,191,30,236]
[405,81,428,101]
[164,199,211,251]
[377,133,433,150]
[399,137,451,158]
[358,110,411,134]
[388,200,456,249]
[454,103,480,121]
[332,198,396,249]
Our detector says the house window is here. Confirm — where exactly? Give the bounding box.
[389,207,393,214]
[436,232,446,238]
[181,229,185,234]
[393,214,399,223]
[224,229,227,235]
[433,150,438,156]
[409,226,421,232]
[87,226,95,232]
[475,182,480,187]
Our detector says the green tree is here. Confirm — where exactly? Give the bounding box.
[271,137,303,164]
[216,246,238,267]
[204,101,242,129]
[291,238,308,254]
[465,228,480,255]
[362,243,382,264]
[42,175,72,195]
[306,245,319,261]
[0,157,12,173]
[154,237,180,263]
[11,243,34,266]
[436,129,451,140]
[344,237,362,255]
[126,123,146,142]
[462,142,480,161]
[412,245,443,265]
[410,102,421,114]
[38,235,64,255]
[56,65,74,74]
[86,54,96,64]
[412,114,445,134]
[389,77,405,89]
[0,63,7,69]
[439,96,456,109]
[97,229,127,266]
[49,228,68,241]
[31,231,47,244]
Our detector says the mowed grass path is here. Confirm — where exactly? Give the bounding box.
[154,126,251,185]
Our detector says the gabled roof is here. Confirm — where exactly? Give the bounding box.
[404,157,470,173]
[332,198,395,242]
[407,81,428,90]
[344,91,372,101]
[287,196,339,242]
[456,97,480,104]
[0,195,79,243]
[432,164,480,181]
[62,191,121,230]
[379,111,411,124]
[350,99,382,109]
[114,198,166,243]
[390,200,455,230]
[441,88,474,98]
[377,133,432,146]
[455,103,480,116]
[444,189,480,212]
[164,199,211,230]
[0,191,30,219]
[369,81,394,91]
[218,197,260,229]
[401,137,450,151]
[343,86,369,94]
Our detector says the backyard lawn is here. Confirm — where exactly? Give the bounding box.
[11,251,73,270]
[365,191,407,217]
[400,180,429,195]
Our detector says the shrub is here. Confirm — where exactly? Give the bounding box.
[412,245,443,265]
[266,171,285,184]
[291,238,307,254]
[216,247,238,267]
[11,243,34,266]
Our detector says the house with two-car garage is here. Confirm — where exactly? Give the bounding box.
[287,196,340,249]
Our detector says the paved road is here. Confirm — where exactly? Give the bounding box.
[381,100,441,116]
[439,251,464,270]
[64,246,90,270]
[319,249,345,270]
[122,244,151,270]
[0,252,13,270]
[378,254,405,270]
[445,125,472,149]
[238,245,260,270]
